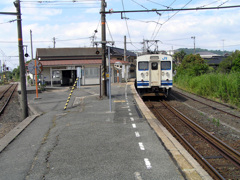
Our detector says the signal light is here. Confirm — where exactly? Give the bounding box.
[96,50,100,55]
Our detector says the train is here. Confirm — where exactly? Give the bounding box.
[135,54,173,97]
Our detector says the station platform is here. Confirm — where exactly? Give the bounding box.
[0,82,210,179]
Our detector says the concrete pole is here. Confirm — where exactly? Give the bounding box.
[14,0,28,119]
[124,35,127,82]
[101,0,107,96]
[30,30,33,60]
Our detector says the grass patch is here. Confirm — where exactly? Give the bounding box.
[174,72,240,108]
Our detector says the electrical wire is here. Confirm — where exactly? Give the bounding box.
[121,0,138,49]
[146,0,173,9]
[150,0,177,40]
[21,0,100,9]
[218,0,230,7]
[106,21,115,46]
[0,19,17,25]
[152,0,193,41]
[131,0,148,10]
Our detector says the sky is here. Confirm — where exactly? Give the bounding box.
[1,0,240,70]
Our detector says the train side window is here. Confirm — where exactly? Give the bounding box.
[138,62,148,70]
[152,62,158,70]
[161,61,171,70]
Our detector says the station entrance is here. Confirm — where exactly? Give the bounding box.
[61,70,77,86]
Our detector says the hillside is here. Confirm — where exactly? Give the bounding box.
[177,48,232,55]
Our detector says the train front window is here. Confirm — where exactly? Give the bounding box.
[138,62,148,70]
[161,61,171,70]
[152,62,158,70]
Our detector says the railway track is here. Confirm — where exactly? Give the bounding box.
[0,84,18,116]
[145,100,240,179]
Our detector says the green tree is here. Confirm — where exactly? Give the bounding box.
[12,66,20,80]
[231,54,240,72]
[218,50,240,73]
[173,50,186,64]
[176,54,209,77]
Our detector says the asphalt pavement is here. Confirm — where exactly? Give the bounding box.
[0,83,207,180]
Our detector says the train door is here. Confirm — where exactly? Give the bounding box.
[150,62,160,86]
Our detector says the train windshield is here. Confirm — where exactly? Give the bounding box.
[138,62,149,70]
[161,61,171,70]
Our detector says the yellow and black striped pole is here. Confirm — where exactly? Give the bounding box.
[64,78,78,110]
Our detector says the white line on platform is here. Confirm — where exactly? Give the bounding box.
[135,131,140,137]
[129,113,132,116]
[139,142,145,150]
[130,117,134,121]
[134,172,143,180]
[132,124,136,128]
[128,109,131,111]
[144,158,152,169]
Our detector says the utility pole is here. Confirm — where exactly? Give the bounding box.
[222,39,225,56]
[53,37,56,48]
[191,36,196,54]
[30,30,33,60]
[14,0,28,119]
[101,0,107,96]
[124,35,127,61]
[124,35,127,82]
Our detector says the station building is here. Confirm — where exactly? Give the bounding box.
[35,47,136,86]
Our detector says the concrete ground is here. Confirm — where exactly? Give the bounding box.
[0,82,211,180]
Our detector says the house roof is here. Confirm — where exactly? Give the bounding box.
[36,48,101,61]
[109,47,137,57]
[36,47,136,61]
[205,56,225,65]
[197,51,220,58]
[39,59,129,67]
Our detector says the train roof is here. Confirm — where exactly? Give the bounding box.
[137,54,172,61]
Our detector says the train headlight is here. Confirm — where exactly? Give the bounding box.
[166,72,170,77]
[162,72,165,76]
[141,73,144,78]
[146,72,148,76]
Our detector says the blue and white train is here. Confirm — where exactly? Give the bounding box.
[136,54,173,97]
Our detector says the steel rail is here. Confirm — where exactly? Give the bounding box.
[146,101,225,180]
[161,100,240,168]
[0,84,18,115]
[173,90,240,119]
[0,84,13,100]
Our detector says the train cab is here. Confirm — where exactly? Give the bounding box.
[136,54,173,97]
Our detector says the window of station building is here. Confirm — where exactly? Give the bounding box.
[151,62,158,70]
[161,61,171,70]
[138,62,148,70]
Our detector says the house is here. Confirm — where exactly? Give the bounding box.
[35,47,136,86]
[197,51,227,69]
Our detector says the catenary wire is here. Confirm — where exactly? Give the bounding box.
[152,0,193,41]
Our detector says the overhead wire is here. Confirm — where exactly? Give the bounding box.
[131,0,148,10]
[0,19,17,25]
[152,0,193,41]
[121,0,138,49]
[150,0,177,40]
[106,21,115,46]
[21,0,100,9]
